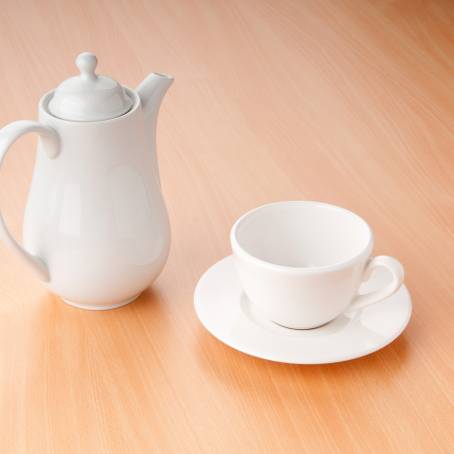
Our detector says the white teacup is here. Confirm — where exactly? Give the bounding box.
[230,201,404,329]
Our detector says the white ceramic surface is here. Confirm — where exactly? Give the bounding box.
[231,201,404,329]
[194,256,412,364]
[0,55,174,309]
[49,52,133,122]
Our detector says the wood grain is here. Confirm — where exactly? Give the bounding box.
[0,0,453,452]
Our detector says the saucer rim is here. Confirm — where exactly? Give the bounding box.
[194,255,412,365]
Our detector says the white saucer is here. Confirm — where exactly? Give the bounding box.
[194,256,412,364]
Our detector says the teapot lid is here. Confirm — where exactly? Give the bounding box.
[48,52,133,122]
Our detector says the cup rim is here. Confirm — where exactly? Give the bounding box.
[230,201,374,274]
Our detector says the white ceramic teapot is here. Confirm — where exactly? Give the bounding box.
[0,52,173,309]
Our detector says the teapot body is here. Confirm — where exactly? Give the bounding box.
[22,90,170,309]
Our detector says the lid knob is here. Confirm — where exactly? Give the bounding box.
[76,52,98,81]
[48,52,133,121]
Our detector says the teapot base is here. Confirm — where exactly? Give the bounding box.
[61,293,141,311]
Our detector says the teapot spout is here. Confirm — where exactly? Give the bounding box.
[136,72,174,122]
[136,73,173,187]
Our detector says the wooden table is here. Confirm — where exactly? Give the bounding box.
[0,1,453,452]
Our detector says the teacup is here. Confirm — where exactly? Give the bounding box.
[230,201,404,329]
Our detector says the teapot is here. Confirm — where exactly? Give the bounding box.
[0,52,173,310]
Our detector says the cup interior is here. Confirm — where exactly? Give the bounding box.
[232,202,372,268]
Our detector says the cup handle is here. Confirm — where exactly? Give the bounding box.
[350,256,404,311]
[0,120,60,282]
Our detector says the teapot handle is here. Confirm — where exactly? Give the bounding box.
[0,121,60,282]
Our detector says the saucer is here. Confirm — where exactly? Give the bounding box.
[194,256,412,364]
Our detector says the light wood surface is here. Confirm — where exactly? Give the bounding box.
[0,0,453,452]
